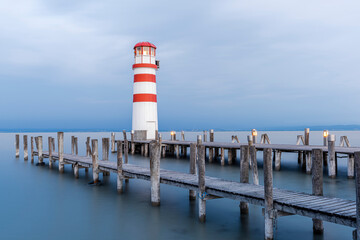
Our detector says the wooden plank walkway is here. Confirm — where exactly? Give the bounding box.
[35,151,356,228]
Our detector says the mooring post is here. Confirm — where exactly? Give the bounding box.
[248,138,259,185]
[145,143,149,157]
[264,148,274,240]
[209,129,214,163]
[176,144,180,159]
[349,154,355,179]
[86,137,91,156]
[15,134,20,158]
[150,140,161,206]
[58,132,64,173]
[181,131,185,157]
[328,134,336,178]
[189,143,197,200]
[92,139,99,183]
[323,130,329,166]
[48,137,53,168]
[240,145,249,214]
[23,135,28,160]
[274,150,282,171]
[197,135,206,222]
[304,128,312,174]
[103,138,110,176]
[354,151,360,240]
[251,129,257,144]
[30,136,34,163]
[312,149,324,234]
[131,130,135,154]
[247,136,253,168]
[38,136,43,163]
[203,131,207,142]
[74,163,79,179]
[111,132,116,153]
[221,148,225,166]
[117,141,123,193]
[228,149,233,165]
[123,130,129,164]
[71,136,75,155]
[75,137,78,155]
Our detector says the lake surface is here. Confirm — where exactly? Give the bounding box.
[0,131,358,239]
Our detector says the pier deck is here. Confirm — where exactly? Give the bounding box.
[36,151,356,228]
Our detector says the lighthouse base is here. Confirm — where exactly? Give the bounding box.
[134,130,147,141]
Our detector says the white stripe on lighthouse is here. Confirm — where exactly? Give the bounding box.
[134,68,156,75]
[133,82,157,94]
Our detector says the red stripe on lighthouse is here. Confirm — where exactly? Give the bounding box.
[133,63,158,69]
[133,94,157,102]
[134,74,156,83]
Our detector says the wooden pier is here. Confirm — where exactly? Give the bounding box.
[14,132,360,239]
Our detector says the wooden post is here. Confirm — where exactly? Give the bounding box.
[31,136,34,163]
[264,148,274,240]
[48,137,53,168]
[181,131,185,157]
[348,154,355,179]
[102,138,109,161]
[111,132,116,153]
[74,137,78,155]
[15,134,20,158]
[209,129,214,163]
[23,135,28,160]
[251,129,257,143]
[328,134,336,178]
[304,128,312,174]
[176,144,180,159]
[228,149,233,165]
[240,145,249,214]
[197,135,206,222]
[203,130,207,142]
[86,137,91,156]
[92,139,99,183]
[274,150,281,171]
[189,143,197,200]
[131,130,135,154]
[248,138,259,185]
[312,149,324,234]
[144,143,149,157]
[52,137,55,151]
[74,163,79,178]
[323,130,328,166]
[123,130,129,164]
[354,151,360,240]
[220,147,225,166]
[141,144,145,156]
[150,140,161,206]
[38,136,43,163]
[58,132,64,173]
[117,141,123,193]
[71,136,75,155]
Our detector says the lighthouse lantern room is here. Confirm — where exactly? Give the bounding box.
[132,42,159,140]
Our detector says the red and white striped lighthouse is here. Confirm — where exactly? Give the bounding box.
[132,42,159,140]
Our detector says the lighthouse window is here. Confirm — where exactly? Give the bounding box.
[143,47,149,55]
[136,47,141,55]
[151,48,155,56]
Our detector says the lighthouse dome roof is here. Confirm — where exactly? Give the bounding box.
[134,42,156,49]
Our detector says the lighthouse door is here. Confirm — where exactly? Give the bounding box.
[146,121,156,140]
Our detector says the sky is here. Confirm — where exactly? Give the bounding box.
[1,0,360,131]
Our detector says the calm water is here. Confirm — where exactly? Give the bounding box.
[1,131,358,239]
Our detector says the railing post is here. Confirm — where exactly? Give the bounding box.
[111,132,116,153]
[328,134,336,178]
[92,139,99,183]
[58,132,64,173]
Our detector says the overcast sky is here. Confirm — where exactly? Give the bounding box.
[1,0,359,131]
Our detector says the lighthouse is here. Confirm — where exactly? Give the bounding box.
[132,42,159,140]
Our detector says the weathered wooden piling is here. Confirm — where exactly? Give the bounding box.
[74,163,79,178]
[189,143,197,200]
[228,149,233,165]
[355,152,360,240]
[328,134,336,178]
[323,130,328,166]
[58,132,64,173]
[38,136,43,163]
[48,137,53,168]
[274,150,282,171]
[91,139,99,183]
[71,136,75,155]
[150,140,161,206]
[74,137,78,155]
[102,138,110,176]
[23,135,28,160]
[117,141,123,193]
[181,131,186,157]
[264,148,274,240]
[251,129,257,143]
[240,145,249,214]
[86,137,91,157]
[111,132,116,153]
[15,134,19,158]
[144,143,149,157]
[131,130,135,155]
[304,128,312,174]
[349,154,355,179]
[209,129,214,163]
[52,137,55,152]
[203,130,207,142]
[30,136,34,163]
[123,130,129,164]
[248,138,259,185]
[220,147,225,166]
[312,149,324,234]
[197,135,206,222]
